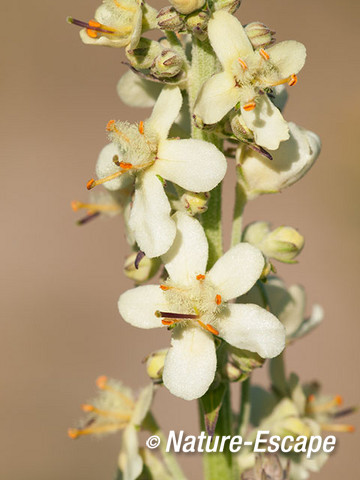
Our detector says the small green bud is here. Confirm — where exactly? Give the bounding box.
[156,6,185,31]
[168,0,205,15]
[181,191,209,216]
[145,349,168,380]
[244,22,275,50]
[230,113,254,142]
[226,347,264,381]
[213,0,241,14]
[123,252,160,283]
[125,38,162,69]
[151,49,183,78]
[244,221,305,263]
[185,11,210,41]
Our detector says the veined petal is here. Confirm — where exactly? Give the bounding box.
[207,243,264,301]
[218,304,286,358]
[238,122,321,199]
[117,71,162,108]
[96,143,132,191]
[132,384,154,426]
[147,87,183,139]
[118,285,167,329]
[118,425,143,480]
[163,326,216,400]
[129,170,176,258]
[155,139,227,191]
[241,95,290,150]
[267,40,307,78]
[208,11,253,69]
[194,71,240,124]
[161,212,208,285]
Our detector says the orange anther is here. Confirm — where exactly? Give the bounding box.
[96,375,108,389]
[196,274,205,281]
[259,48,270,60]
[288,74,298,86]
[88,20,101,28]
[215,294,222,305]
[348,425,356,433]
[308,394,315,403]
[81,404,95,412]
[119,162,133,170]
[71,200,80,211]
[68,428,79,439]
[162,319,174,326]
[138,121,144,134]
[206,324,219,336]
[86,29,98,38]
[243,102,256,112]
[106,120,116,131]
[160,285,170,291]
[335,395,343,406]
[238,58,248,70]
[86,179,95,190]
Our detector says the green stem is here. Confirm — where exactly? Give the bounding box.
[230,182,247,248]
[144,412,187,480]
[269,352,288,397]
[237,377,251,437]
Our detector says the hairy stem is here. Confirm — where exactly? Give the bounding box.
[230,181,247,248]
[237,377,251,437]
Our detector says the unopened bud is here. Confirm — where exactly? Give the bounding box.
[145,349,168,380]
[125,38,162,69]
[123,252,160,283]
[244,221,305,263]
[213,0,241,14]
[151,49,183,78]
[157,6,185,31]
[181,191,209,216]
[227,347,264,381]
[230,113,254,142]
[168,0,205,15]
[185,11,209,41]
[244,22,275,50]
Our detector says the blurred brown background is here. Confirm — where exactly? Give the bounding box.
[1,0,359,478]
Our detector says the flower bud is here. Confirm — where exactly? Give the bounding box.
[244,221,305,263]
[123,252,160,283]
[156,6,185,32]
[244,22,275,50]
[213,0,241,14]
[168,0,205,15]
[151,49,183,78]
[185,11,210,41]
[145,349,168,380]
[226,347,264,381]
[125,38,162,69]
[230,113,254,142]
[181,191,209,216]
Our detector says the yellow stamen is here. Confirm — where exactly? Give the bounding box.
[106,120,130,142]
[196,274,205,281]
[138,121,144,135]
[270,74,298,87]
[321,423,355,433]
[238,58,248,70]
[243,101,256,112]
[95,376,135,407]
[68,423,128,439]
[308,395,343,414]
[81,404,132,420]
[71,200,120,213]
[215,294,222,305]
[86,170,124,190]
[206,324,219,336]
[259,48,270,60]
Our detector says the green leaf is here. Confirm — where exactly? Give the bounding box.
[200,382,226,438]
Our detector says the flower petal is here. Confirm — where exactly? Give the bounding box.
[194,71,240,124]
[129,170,176,258]
[147,87,183,139]
[96,143,132,191]
[267,40,307,78]
[207,243,264,300]
[132,384,154,426]
[117,71,162,108]
[208,11,253,68]
[217,304,286,358]
[163,326,216,400]
[238,122,321,199]
[155,139,227,191]
[161,212,208,285]
[118,425,143,480]
[241,95,290,150]
[118,285,167,329]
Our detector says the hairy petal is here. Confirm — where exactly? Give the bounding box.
[267,40,307,78]
[117,70,162,108]
[147,87,183,139]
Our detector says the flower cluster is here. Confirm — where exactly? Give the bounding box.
[67,1,355,480]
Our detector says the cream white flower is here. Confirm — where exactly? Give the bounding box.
[118,212,285,400]
[236,123,321,200]
[117,70,163,108]
[68,0,157,49]
[240,277,323,343]
[68,376,153,480]
[89,87,227,258]
[194,11,307,150]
